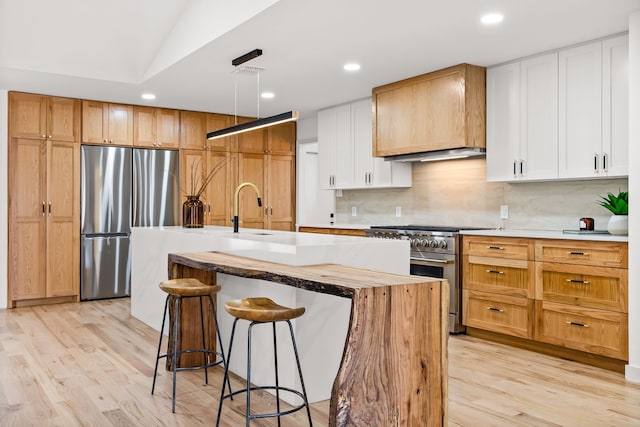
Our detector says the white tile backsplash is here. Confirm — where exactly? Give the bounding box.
[335,158,628,231]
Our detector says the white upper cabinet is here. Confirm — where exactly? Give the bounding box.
[487,34,628,182]
[318,98,411,189]
[487,53,558,182]
[602,35,629,177]
[558,35,628,179]
[486,62,521,181]
[558,41,603,178]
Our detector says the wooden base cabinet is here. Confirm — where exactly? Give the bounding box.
[463,235,629,365]
[535,301,628,360]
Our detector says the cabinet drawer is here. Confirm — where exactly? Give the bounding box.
[535,301,628,360]
[536,262,627,312]
[463,236,533,259]
[463,290,532,339]
[535,240,627,268]
[464,256,534,298]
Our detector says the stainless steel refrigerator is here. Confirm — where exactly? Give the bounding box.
[80,146,179,300]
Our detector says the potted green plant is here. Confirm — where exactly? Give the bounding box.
[598,191,628,235]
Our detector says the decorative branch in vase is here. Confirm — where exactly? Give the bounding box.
[183,156,231,228]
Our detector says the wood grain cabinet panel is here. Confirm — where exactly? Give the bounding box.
[464,290,533,339]
[298,227,367,237]
[372,63,486,157]
[535,301,627,360]
[535,239,627,268]
[8,92,81,306]
[10,92,80,142]
[464,236,533,259]
[463,234,628,364]
[133,106,180,148]
[9,139,80,303]
[464,256,534,298]
[82,100,133,146]
[536,262,627,312]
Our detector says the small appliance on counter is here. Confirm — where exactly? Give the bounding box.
[562,217,608,234]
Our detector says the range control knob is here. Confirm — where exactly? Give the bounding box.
[438,240,448,249]
[429,240,438,248]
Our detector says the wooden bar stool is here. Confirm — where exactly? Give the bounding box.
[151,278,230,413]
[216,297,313,427]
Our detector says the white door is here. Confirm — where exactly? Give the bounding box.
[520,52,558,180]
[558,41,602,178]
[486,62,521,181]
[602,35,629,177]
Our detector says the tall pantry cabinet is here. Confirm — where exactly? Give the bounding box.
[8,92,81,306]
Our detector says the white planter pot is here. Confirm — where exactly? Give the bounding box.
[607,215,628,235]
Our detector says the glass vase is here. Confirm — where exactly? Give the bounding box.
[182,196,204,228]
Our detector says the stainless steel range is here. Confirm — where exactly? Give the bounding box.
[365,225,485,334]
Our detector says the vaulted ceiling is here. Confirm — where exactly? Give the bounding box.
[1,0,638,118]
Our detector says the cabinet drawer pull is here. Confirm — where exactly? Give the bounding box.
[485,269,504,274]
[487,246,505,250]
[566,321,589,328]
[486,307,504,313]
[567,251,589,256]
[565,279,589,284]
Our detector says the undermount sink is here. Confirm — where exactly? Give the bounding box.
[248,232,273,236]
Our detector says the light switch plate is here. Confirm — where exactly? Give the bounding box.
[500,205,509,219]
[352,206,357,216]
[395,206,402,217]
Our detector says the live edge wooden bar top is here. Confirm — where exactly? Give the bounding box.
[168,251,449,427]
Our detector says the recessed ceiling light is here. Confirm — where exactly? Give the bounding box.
[261,92,275,99]
[343,63,361,72]
[141,93,156,100]
[481,13,504,25]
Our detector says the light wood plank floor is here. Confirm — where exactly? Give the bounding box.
[0,299,638,426]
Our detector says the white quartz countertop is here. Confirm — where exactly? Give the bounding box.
[460,228,628,242]
[133,225,408,266]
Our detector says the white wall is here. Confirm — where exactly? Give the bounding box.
[0,90,8,309]
[625,10,640,383]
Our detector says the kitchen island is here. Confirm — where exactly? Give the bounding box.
[130,226,416,406]
[167,250,448,427]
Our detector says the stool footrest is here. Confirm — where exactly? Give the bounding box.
[222,386,309,420]
[157,349,225,372]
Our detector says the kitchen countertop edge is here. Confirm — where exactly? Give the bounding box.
[460,229,628,242]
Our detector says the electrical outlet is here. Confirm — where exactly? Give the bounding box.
[395,206,402,217]
[500,205,509,219]
[352,206,357,216]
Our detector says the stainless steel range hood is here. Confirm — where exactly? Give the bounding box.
[383,147,486,162]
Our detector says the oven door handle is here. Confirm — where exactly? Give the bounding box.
[411,258,455,265]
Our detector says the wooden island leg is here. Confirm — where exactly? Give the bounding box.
[330,282,449,427]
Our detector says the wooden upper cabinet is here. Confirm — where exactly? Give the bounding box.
[205,113,233,152]
[82,100,133,146]
[372,63,486,157]
[9,92,80,142]
[237,116,267,154]
[267,122,296,155]
[180,111,207,150]
[133,106,180,148]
